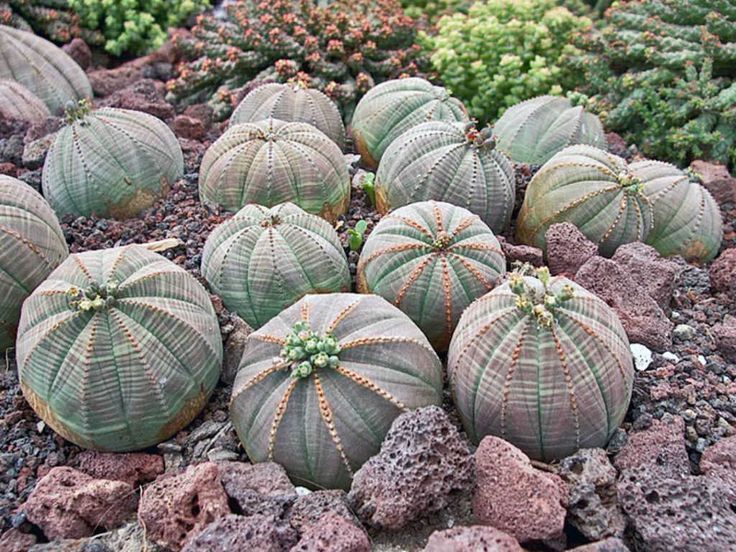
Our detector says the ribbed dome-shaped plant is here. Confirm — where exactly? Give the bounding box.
[0,175,68,351]
[448,267,634,461]
[42,101,184,220]
[199,118,350,223]
[351,77,468,169]
[637,160,722,263]
[358,200,506,351]
[493,95,607,165]
[16,245,223,451]
[202,202,350,329]
[230,293,443,490]
[0,79,49,123]
[375,121,515,233]
[0,24,92,113]
[517,145,654,256]
[230,83,346,149]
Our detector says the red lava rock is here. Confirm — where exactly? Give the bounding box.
[569,537,630,552]
[24,117,62,143]
[690,160,736,207]
[288,490,361,533]
[498,237,544,267]
[713,316,736,362]
[0,162,17,176]
[181,513,297,552]
[218,461,296,518]
[62,38,92,70]
[89,64,147,97]
[138,462,230,550]
[184,104,214,130]
[423,525,524,551]
[545,222,599,277]
[76,451,164,488]
[614,416,689,475]
[701,434,736,476]
[97,79,175,121]
[348,406,474,530]
[611,242,679,311]
[709,249,736,296]
[291,513,371,552]
[222,317,253,384]
[473,436,568,550]
[606,132,630,159]
[0,529,37,551]
[575,256,673,351]
[174,114,207,140]
[22,466,137,540]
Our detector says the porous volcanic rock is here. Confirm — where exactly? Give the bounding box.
[288,490,361,533]
[709,249,736,297]
[713,316,736,362]
[62,38,92,70]
[545,222,598,277]
[701,434,736,474]
[473,436,568,550]
[613,416,689,476]
[423,525,524,551]
[569,537,630,552]
[218,461,296,519]
[221,317,252,384]
[498,236,544,267]
[22,466,137,540]
[0,529,37,551]
[75,451,164,488]
[97,79,175,121]
[348,406,474,530]
[690,160,736,206]
[291,513,371,552]
[181,514,297,552]
[611,242,679,311]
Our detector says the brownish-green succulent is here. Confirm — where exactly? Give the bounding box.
[0,174,68,351]
[16,245,223,451]
[199,118,350,222]
[202,202,351,329]
[0,78,49,122]
[358,200,506,351]
[448,267,634,461]
[230,293,443,489]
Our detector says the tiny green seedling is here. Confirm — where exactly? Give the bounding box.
[361,173,376,206]
[348,220,369,251]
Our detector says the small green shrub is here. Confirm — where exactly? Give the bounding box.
[423,0,592,122]
[401,0,471,23]
[68,0,209,56]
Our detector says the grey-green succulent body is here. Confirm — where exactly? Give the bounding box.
[0,79,49,122]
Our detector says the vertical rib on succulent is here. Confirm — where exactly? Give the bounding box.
[0,79,50,122]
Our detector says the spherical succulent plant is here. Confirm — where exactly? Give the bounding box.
[0,174,68,351]
[0,24,91,113]
[230,82,346,149]
[16,245,223,451]
[230,293,443,489]
[0,79,49,123]
[199,118,350,222]
[375,121,515,233]
[516,145,655,256]
[42,101,184,220]
[492,95,607,165]
[202,202,351,329]
[637,160,723,263]
[448,266,634,461]
[358,200,506,351]
[351,77,468,169]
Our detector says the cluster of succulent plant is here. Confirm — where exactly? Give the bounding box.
[517,144,723,262]
[351,77,468,168]
[0,175,68,351]
[0,0,103,45]
[422,0,592,123]
[448,266,635,461]
[374,119,514,232]
[42,100,184,220]
[0,79,50,123]
[492,95,607,165]
[230,293,443,489]
[199,117,350,221]
[571,0,736,169]
[0,24,91,113]
[166,0,428,120]
[400,0,472,24]
[358,200,506,351]
[201,202,350,329]
[16,245,223,451]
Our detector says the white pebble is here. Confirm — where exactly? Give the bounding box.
[630,343,653,371]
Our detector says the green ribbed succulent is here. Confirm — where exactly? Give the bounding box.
[230,293,443,489]
[199,118,350,223]
[230,83,346,149]
[0,79,49,122]
[493,95,607,165]
[42,102,184,220]
[0,24,91,113]
[517,145,655,256]
[358,200,506,351]
[202,203,351,329]
[0,175,68,351]
[448,267,634,461]
[16,245,223,451]
[350,77,468,169]
[375,121,515,233]
[637,160,722,263]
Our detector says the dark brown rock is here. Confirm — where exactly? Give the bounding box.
[24,117,63,143]
[182,514,297,552]
[473,436,568,550]
[348,406,474,530]
[96,79,175,121]
[545,222,598,277]
[710,249,736,297]
[22,466,137,540]
[62,38,92,70]
[423,525,524,552]
[288,490,361,533]
[89,64,146,97]
[173,115,206,141]
[218,461,296,519]
[221,317,252,384]
[614,416,689,475]
[498,236,544,267]
[569,537,630,552]
[138,462,230,550]
[0,162,17,177]
[611,242,679,311]
[184,104,214,131]
[606,132,630,159]
[0,529,37,551]
[290,513,370,552]
[76,451,164,488]
[690,160,736,206]
[713,316,736,362]
[575,256,673,351]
